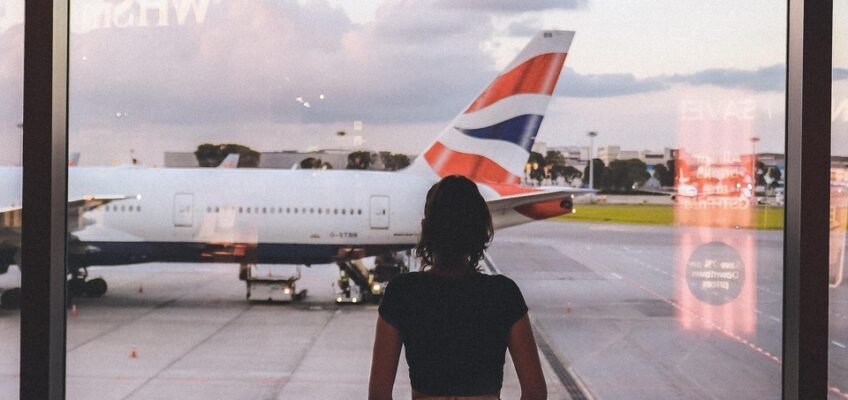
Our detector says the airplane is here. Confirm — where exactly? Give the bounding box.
[217,153,240,169]
[0,30,579,307]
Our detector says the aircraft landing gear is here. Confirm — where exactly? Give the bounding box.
[68,268,108,298]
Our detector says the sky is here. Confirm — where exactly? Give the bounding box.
[0,0,846,166]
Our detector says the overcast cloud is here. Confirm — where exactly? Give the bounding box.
[0,0,835,165]
[437,0,587,13]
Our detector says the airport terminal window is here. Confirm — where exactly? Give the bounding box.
[56,1,792,399]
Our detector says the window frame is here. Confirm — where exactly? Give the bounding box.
[18,1,833,399]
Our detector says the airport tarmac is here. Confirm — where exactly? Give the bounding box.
[0,260,569,399]
[489,221,787,400]
[1,220,847,399]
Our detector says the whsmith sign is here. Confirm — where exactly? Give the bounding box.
[0,0,210,34]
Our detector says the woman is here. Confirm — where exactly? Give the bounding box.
[369,175,547,400]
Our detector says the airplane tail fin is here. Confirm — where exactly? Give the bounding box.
[218,153,240,168]
[405,30,574,191]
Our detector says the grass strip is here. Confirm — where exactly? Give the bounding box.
[555,204,785,230]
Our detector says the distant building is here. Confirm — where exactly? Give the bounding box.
[531,141,548,155]
[595,146,676,166]
[547,145,589,167]
[259,150,351,169]
[164,152,199,168]
[756,152,785,169]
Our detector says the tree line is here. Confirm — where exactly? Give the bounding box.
[194,144,410,171]
[195,145,781,193]
[528,150,654,193]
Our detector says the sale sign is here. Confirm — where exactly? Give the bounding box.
[675,93,758,336]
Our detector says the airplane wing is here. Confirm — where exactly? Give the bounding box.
[486,187,588,214]
[0,195,136,246]
[632,182,678,196]
[632,187,675,196]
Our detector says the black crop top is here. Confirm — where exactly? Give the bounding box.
[378,271,529,396]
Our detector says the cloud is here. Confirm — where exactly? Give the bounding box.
[47,0,496,129]
[505,20,542,37]
[557,67,669,97]
[437,0,587,12]
[667,64,785,91]
[2,0,835,144]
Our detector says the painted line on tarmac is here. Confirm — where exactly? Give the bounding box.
[482,252,592,400]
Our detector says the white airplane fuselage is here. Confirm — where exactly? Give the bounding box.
[0,30,579,272]
[0,166,439,266]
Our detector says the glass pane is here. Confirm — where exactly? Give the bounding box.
[64,1,785,399]
[830,2,848,398]
[0,1,24,398]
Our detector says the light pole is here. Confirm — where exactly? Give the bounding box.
[587,131,598,194]
[750,136,760,192]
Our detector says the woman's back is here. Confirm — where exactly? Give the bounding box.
[369,175,545,400]
[379,271,528,396]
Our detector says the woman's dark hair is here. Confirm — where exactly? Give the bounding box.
[416,175,494,272]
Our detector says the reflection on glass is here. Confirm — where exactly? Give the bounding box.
[0,1,24,398]
[675,91,759,336]
[830,1,848,398]
[56,1,789,399]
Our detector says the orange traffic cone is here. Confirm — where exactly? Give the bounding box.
[70,304,78,317]
[130,346,138,359]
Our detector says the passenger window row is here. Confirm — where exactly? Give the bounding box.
[205,206,363,216]
[102,204,141,212]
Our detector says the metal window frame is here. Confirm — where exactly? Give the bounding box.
[18,0,834,399]
[21,1,69,399]
[783,1,832,399]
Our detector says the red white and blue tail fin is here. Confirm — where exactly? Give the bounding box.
[406,30,574,190]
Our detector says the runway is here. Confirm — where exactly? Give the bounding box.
[2,219,847,399]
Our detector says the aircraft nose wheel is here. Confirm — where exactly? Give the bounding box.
[85,278,108,298]
[67,277,108,298]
